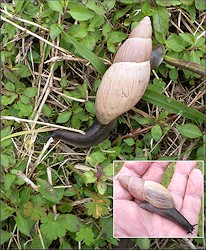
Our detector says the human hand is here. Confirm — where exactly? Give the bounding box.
[114,161,203,237]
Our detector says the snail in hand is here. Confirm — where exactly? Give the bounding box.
[47,17,165,148]
[118,175,197,234]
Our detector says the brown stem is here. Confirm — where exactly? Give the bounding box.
[164,56,206,77]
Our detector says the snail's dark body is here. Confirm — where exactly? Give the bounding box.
[50,119,116,148]
[139,202,197,234]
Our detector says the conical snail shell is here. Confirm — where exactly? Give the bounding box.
[95,16,152,125]
[118,176,175,209]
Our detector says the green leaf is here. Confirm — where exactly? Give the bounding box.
[14,0,24,12]
[5,81,15,91]
[50,24,62,40]
[177,124,202,138]
[136,238,151,249]
[120,0,136,4]
[82,171,97,185]
[102,22,112,38]
[153,7,169,37]
[89,152,106,164]
[151,125,162,142]
[2,93,18,106]
[107,31,127,44]
[169,68,178,82]
[14,64,31,78]
[24,201,47,221]
[123,138,135,146]
[59,239,73,249]
[106,0,116,10]
[81,34,98,51]
[48,0,63,14]
[88,15,104,31]
[14,101,33,117]
[97,181,107,195]
[61,214,82,232]
[43,104,52,117]
[19,94,30,104]
[75,228,95,246]
[85,101,96,115]
[142,1,152,15]
[37,178,63,203]
[59,202,73,213]
[86,200,109,219]
[158,111,169,121]
[0,229,12,245]
[4,174,16,190]
[1,127,12,147]
[23,87,38,98]
[196,146,204,160]
[56,111,72,123]
[195,0,205,10]
[69,23,88,39]
[31,232,52,249]
[167,34,188,52]
[103,164,113,177]
[156,0,181,6]
[142,88,205,123]
[40,213,68,241]
[1,154,10,168]
[1,202,15,221]
[68,6,94,21]
[3,67,19,83]
[179,33,194,44]
[99,217,113,238]
[16,212,31,236]
[181,0,193,5]
[20,188,30,205]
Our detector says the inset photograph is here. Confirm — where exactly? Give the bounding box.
[113,161,204,238]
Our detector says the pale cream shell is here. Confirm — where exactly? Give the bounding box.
[129,16,152,39]
[95,61,151,125]
[113,38,152,63]
[143,180,175,209]
[118,176,175,209]
[118,175,144,201]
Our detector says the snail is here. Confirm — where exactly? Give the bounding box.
[118,175,197,234]
[46,17,165,148]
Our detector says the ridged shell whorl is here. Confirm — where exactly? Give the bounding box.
[95,16,152,125]
[118,176,175,209]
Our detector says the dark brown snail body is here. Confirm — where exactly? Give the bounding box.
[118,175,197,234]
[48,17,165,148]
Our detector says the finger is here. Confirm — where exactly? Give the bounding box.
[141,161,170,182]
[114,161,151,200]
[119,161,152,176]
[168,161,196,210]
[181,168,203,234]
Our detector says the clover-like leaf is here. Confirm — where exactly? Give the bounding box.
[40,213,68,241]
[75,228,95,246]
